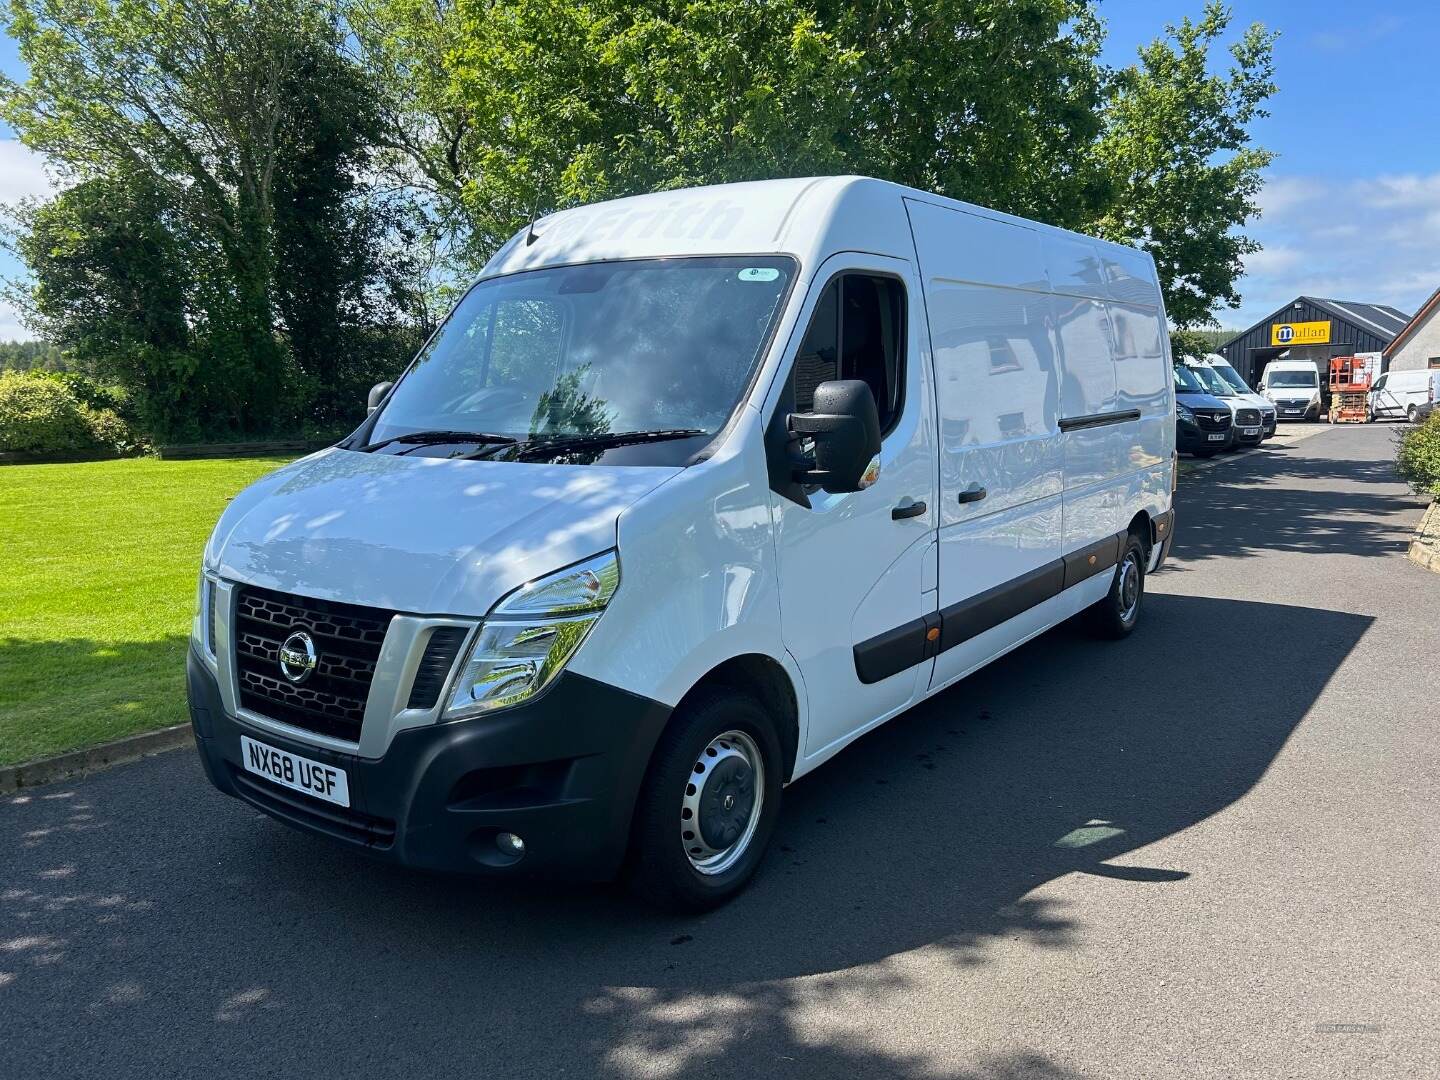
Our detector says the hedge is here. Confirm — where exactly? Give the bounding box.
[0,370,138,454]
[1396,411,1440,497]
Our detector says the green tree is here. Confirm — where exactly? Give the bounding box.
[1093,2,1277,328]
[438,0,1112,250]
[11,169,205,437]
[270,40,427,426]
[0,0,338,431]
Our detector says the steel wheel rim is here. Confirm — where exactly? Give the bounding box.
[1118,554,1141,623]
[681,729,764,876]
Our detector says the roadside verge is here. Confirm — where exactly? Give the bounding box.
[1408,500,1440,574]
[0,724,191,795]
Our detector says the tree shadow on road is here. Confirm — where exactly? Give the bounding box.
[0,595,1372,1078]
[1168,444,1424,563]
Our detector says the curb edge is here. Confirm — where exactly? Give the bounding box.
[1,725,192,795]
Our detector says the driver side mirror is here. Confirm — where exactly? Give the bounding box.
[367,381,394,416]
[788,380,882,494]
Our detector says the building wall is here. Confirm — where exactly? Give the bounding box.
[1387,308,1440,371]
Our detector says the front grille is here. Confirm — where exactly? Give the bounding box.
[234,586,394,742]
[1195,410,1232,431]
[1235,408,1260,426]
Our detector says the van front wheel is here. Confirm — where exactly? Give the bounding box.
[626,688,783,912]
[1088,535,1146,639]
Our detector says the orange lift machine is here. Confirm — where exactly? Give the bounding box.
[1327,356,1371,423]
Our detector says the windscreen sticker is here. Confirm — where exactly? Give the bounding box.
[738,267,780,282]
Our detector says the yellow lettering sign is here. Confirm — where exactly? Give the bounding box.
[1270,320,1331,346]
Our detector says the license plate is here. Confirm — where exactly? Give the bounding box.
[240,735,350,807]
[1207,433,1225,441]
[1242,427,1260,436]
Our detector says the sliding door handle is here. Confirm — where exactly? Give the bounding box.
[957,484,987,504]
[892,499,927,520]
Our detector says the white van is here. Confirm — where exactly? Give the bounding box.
[1197,354,1276,440]
[188,177,1176,910]
[1369,368,1435,423]
[1259,358,1322,421]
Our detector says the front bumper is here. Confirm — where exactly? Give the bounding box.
[1272,400,1319,421]
[1233,423,1265,447]
[1177,421,1232,453]
[187,648,671,879]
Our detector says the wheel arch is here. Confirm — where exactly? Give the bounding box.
[669,653,801,784]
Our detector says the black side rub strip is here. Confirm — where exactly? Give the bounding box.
[1058,409,1142,433]
[1061,533,1122,590]
[853,529,1129,684]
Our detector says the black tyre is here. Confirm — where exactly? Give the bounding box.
[626,688,783,912]
[1407,404,1418,424]
[1087,534,1146,639]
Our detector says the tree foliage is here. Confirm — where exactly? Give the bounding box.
[1093,1,1277,328]
[1,0,1280,444]
[1,0,427,439]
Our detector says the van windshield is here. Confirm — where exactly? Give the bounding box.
[1188,365,1234,396]
[1210,363,1250,392]
[1269,369,1318,388]
[367,256,796,463]
[1173,366,1209,395]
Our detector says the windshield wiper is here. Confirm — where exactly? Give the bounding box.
[501,428,709,460]
[360,429,518,453]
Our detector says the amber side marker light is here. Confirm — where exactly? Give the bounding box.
[926,627,941,643]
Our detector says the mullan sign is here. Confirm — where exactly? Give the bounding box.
[1270,320,1331,346]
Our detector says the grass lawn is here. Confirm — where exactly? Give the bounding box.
[0,456,291,767]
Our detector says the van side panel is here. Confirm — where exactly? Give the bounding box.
[1051,292,1123,547]
[904,199,1068,690]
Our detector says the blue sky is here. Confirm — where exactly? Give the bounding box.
[3,2,1440,339]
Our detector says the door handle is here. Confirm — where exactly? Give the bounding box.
[891,499,927,520]
[957,484,987,504]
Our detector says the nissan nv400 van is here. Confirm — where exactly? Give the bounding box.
[188,177,1177,910]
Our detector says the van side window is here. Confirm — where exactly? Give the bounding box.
[791,274,906,432]
[1373,374,1387,391]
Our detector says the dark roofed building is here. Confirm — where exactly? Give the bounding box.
[1218,296,1411,387]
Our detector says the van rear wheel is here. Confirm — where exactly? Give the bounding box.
[626,688,782,912]
[1087,535,1146,640]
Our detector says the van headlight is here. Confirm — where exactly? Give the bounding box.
[443,551,620,719]
[1176,403,1195,424]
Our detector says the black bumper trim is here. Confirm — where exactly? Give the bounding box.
[188,648,671,880]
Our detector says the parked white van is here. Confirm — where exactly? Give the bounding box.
[1369,368,1435,423]
[188,177,1176,910]
[1259,358,1322,421]
[1197,353,1277,440]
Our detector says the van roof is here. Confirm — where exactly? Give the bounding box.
[480,176,1158,299]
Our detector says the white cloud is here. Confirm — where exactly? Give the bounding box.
[0,139,56,205]
[1228,170,1440,328]
[0,297,31,342]
[1307,16,1405,53]
[1241,245,1301,276]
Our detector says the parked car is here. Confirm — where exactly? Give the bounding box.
[1369,368,1435,423]
[1198,353,1276,440]
[1259,359,1322,421]
[1174,365,1235,455]
[188,177,1176,910]
[1182,358,1264,448]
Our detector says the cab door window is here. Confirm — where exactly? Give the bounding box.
[791,274,906,433]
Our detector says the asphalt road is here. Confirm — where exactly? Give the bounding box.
[3,423,1437,1079]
